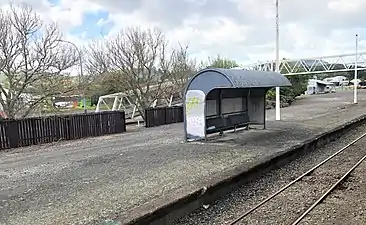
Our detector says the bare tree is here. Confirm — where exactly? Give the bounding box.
[87,27,173,119]
[84,40,110,77]
[84,41,128,96]
[163,44,197,101]
[0,4,79,118]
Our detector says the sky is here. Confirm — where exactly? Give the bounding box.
[1,0,366,66]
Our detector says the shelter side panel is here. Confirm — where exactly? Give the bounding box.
[185,90,206,141]
[221,97,245,114]
[219,89,249,115]
[248,89,265,124]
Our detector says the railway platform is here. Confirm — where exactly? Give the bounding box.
[1,90,366,225]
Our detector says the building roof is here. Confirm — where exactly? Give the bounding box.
[316,80,332,85]
[308,79,334,86]
[184,68,292,95]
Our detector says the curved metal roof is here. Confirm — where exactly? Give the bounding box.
[184,68,292,95]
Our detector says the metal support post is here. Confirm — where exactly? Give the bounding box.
[354,34,359,104]
[275,0,281,120]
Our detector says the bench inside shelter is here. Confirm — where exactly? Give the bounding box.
[183,68,292,142]
[205,88,252,134]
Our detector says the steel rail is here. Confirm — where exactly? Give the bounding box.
[291,153,366,225]
[227,132,366,225]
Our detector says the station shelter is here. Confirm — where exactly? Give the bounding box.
[183,68,292,141]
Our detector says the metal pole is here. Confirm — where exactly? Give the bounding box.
[275,0,281,120]
[79,54,86,113]
[354,34,358,104]
[56,39,87,113]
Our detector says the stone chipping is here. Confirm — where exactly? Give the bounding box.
[1,90,366,225]
[174,118,366,225]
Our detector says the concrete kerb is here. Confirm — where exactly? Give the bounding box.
[122,114,366,225]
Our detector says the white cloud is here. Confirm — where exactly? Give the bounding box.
[0,0,366,66]
[328,0,366,13]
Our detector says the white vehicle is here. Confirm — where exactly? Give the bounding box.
[53,95,79,108]
[54,101,74,108]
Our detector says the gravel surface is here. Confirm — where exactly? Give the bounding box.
[173,122,366,225]
[1,91,366,225]
[300,154,366,225]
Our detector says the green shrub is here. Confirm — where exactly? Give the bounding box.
[266,75,307,106]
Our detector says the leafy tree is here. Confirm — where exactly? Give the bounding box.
[266,59,309,105]
[279,75,309,104]
[201,55,240,69]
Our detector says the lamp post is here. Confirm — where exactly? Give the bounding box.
[354,34,359,104]
[275,0,281,120]
[56,39,87,113]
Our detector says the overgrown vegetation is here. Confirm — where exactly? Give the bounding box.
[266,74,309,107]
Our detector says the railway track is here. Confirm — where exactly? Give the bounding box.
[227,132,366,225]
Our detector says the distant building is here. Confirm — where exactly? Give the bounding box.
[323,76,348,86]
[306,79,335,95]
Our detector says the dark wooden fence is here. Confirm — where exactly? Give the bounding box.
[0,111,126,150]
[145,106,183,127]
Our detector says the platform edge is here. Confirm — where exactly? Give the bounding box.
[120,114,366,225]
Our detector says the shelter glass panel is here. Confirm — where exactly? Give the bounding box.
[222,97,243,114]
[206,100,217,117]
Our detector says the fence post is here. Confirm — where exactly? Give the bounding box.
[179,106,183,122]
[30,118,37,145]
[63,116,72,140]
[6,120,20,148]
[121,111,126,132]
[83,114,89,138]
[164,107,168,125]
[54,116,61,141]
[144,109,148,127]
[160,108,166,126]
